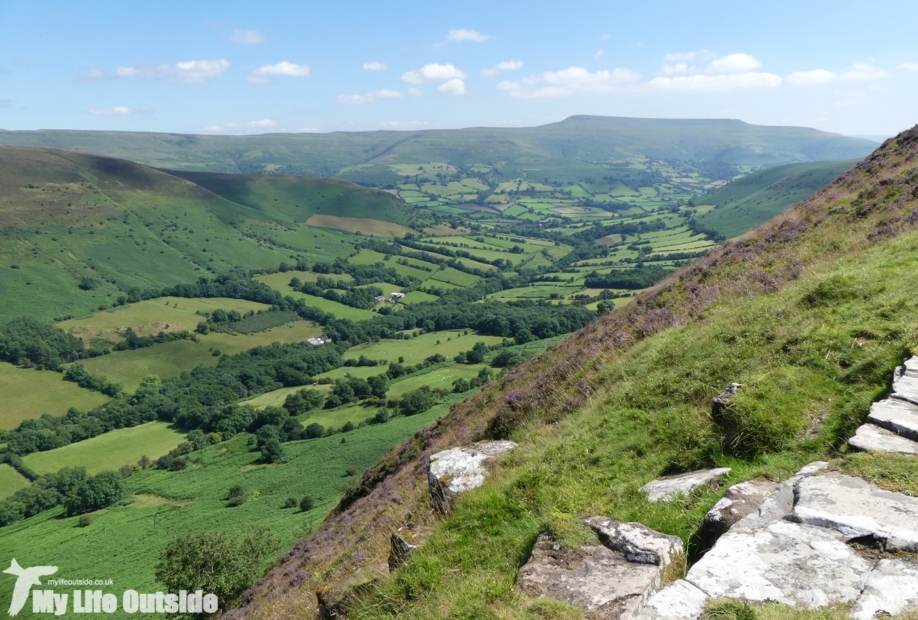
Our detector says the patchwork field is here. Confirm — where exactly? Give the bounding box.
[0,363,110,429]
[0,464,30,500]
[22,421,185,475]
[342,331,505,366]
[305,214,415,237]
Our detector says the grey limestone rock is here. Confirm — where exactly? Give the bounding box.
[866,397,918,442]
[850,559,918,620]
[388,527,430,572]
[892,356,918,405]
[641,468,732,503]
[849,423,918,455]
[517,519,683,620]
[635,580,709,620]
[699,479,779,543]
[427,440,517,513]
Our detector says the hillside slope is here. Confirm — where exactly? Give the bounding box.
[0,117,875,181]
[696,159,860,238]
[226,127,918,619]
[0,147,425,323]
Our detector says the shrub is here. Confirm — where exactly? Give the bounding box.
[299,496,315,512]
[345,467,358,477]
[169,458,187,471]
[78,514,92,528]
[284,497,298,509]
[304,423,325,439]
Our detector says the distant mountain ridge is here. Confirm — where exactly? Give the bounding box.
[0,117,876,184]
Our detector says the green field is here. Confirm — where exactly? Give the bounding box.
[23,421,185,475]
[0,363,110,429]
[285,292,377,321]
[342,331,505,366]
[386,364,487,398]
[0,464,30,500]
[58,297,269,343]
[78,321,322,391]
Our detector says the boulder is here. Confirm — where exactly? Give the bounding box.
[848,423,918,455]
[427,440,517,513]
[711,383,742,421]
[388,527,430,572]
[892,356,918,405]
[641,468,731,503]
[635,580,708,620]
[866,397,918,442]
[699,479,779,544]
[517,519,683,620]
[850,559,918,620]
[792,472,918,552]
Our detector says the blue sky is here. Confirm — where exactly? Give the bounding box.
[1,0,916,137]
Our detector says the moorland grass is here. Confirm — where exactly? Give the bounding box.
[23,421,185,475]
[0,362,109,429]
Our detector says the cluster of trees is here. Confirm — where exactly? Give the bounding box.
[454,341,491,364]
[63,363,122,397]
[113,327,193,352]
[452,367,495,393]
[583,265,675,290]
[0,466,123,527]
[325,374,388,408]
[0,317,89,369]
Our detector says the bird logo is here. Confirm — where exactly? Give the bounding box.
[3,559,58,617]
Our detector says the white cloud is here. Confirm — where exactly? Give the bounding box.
[81,60,229,83]
[379,120,430,129]
[437,78,467,96]
[401,63,467,84]
[663,50,708,63]
[407,87,423,96]
[707,53,761,74]
[786,69,837,85]
[594,50,605,59]
[336,89,403,105]
[659,63,689,75]
[599,34,611,41]
[648,71,782,92]
[363,61,387,71]
[497,66,641,99]
[201,119,279,134]
[899,63,918,71]
[248,61,311,84]
[481,60,523,77]
[85,106,141,115]
[786,63,886,86]
[231,29,264,45]
[839,62,886,81]
[447,28,490,43]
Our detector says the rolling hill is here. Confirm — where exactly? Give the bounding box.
[0,117,876,184]
[0,146,430,323]
[224,128,918,619]
[695,159,859,238]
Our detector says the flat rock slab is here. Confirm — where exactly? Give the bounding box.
[793,472,918,552]
[892,356,918,404]
[687,518,872,607]
[428,440,516,513]
[851,559,918,620]
[635,580,708,620]
[642,468,731,503]
[700,479,779,543]
[517,519,682,620]
[849,423,918,455]
[867,397,918,442]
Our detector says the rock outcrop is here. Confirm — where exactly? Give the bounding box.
[427,440,516,513]
[387,527,430,572]
[698,479,779,544]
[850,356,918,454]
[641,468,731,503]
[517,519,683,620]
[711,382,742,421]
[639,461,918,619]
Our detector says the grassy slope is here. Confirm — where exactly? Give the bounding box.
[0,464,30,500]
[0,118,875,180]
[0,147,417,323]
[697,160,859,238]
[225,129,918,620]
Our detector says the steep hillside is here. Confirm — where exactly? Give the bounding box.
[226,127,918,619]
[696,159,860,238]
[0,147,427,323]
[0,117,875,181]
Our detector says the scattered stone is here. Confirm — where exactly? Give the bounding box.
[641,468,731,503]
[517,520,683,620]
[792,472,918,552]
[711,383,742,420]
[583,517,684,567]
[687,518,872,607]
[635,580,708,620]
[849,423,918,455]
[866,397,918,442]
[850,559,918,620]
[427,440,516,513]
[388,527,430,572]
[699,479,779,544]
